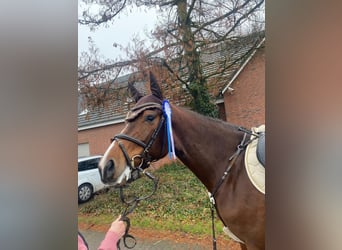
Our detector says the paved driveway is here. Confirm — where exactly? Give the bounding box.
[80,229,211,250]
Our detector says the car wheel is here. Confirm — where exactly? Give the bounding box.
[78,183,93,203]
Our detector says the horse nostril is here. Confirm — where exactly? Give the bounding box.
[103,159,115,181]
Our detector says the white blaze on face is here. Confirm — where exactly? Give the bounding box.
[98,140,116,172]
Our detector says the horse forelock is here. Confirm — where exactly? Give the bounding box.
[125,105,162,122]
[137,93,162,103]
[125,94,163,122]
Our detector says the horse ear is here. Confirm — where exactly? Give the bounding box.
[128,82,143,102]
[149,72,163,100]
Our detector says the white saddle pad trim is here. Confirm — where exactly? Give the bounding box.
[223,226,245,244]
[245,125,265,194]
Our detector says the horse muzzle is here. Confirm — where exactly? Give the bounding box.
[99,158,143,186]
[99,159,116,184]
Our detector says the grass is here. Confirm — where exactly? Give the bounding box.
[78,162,225,236]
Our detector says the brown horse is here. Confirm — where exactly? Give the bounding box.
[98,72,265,250]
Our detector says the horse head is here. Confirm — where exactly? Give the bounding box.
[98,72,168,186]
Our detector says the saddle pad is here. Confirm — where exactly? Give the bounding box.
[223,226,245,244]
[245,125,265,194]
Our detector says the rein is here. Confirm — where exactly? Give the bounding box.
[111,102,164,249]
[208,128,260,249]
[116,168,159,249]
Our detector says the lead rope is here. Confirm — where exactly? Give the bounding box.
[116,168,159,249]
[208,133,248,250]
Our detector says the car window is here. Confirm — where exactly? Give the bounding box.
[78,161,86,172]
[86,159,100,170]
[78,158,101,172]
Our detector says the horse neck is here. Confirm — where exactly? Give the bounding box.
[171,105,244,192]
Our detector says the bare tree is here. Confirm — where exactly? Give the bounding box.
[78,0,265,117]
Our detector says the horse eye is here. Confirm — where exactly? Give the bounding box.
[145,115,155,122]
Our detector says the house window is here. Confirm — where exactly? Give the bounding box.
[78,143,90,158]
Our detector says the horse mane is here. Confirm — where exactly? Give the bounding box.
[177,105,241,132]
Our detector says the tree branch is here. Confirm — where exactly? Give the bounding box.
[79,0,127,27]
[78,42,180,81]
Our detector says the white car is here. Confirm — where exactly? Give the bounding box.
[78,155,107,203]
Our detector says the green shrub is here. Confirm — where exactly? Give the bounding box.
[78,162,224,235]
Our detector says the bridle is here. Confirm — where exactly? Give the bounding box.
[110,102,166,249]
[111,102,165,173]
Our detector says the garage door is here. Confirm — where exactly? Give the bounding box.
[78,143,90,157]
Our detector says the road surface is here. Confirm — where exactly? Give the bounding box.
[80,229,212,250]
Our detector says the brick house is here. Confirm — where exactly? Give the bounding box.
[221,39,265,128]
[78,34,265,158]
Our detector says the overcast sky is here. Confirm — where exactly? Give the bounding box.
[78,5,159,62]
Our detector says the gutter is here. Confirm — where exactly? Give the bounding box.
[221,37,265,95]
[78,118,125,131]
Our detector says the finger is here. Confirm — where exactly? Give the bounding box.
[116,215,124,221]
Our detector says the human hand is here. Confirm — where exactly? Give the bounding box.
[109,216,126,238]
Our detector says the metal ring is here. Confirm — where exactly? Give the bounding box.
[131,155,144,169]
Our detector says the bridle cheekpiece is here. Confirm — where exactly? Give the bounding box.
[111,102,165,175]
